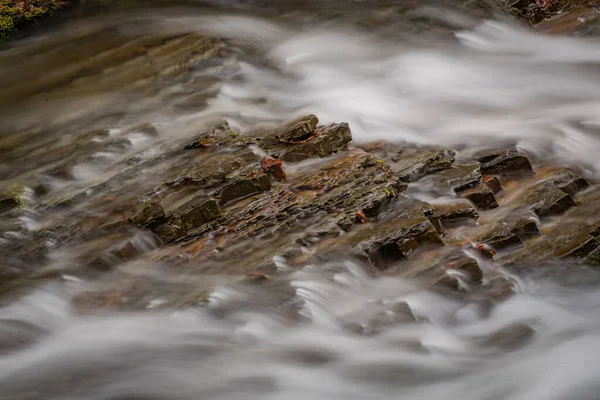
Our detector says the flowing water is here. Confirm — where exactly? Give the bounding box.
[2,0,600,398]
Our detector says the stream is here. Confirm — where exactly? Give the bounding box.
[2,0,600,399]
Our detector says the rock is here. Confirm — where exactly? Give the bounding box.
[260,158,287,181]
[183,122,250,150]
[436,163,482,193]
[432,200,479,226]
[481,277,516,301]
[511,219,540,240]
[477,218,539,251]
[0,197,20,214]
[34,183,49,197]
[550,170,590,196]
[218,173,272,205]
[256,115,320,149]
[480,230,523,251]
[281,122,353,162]
[477,323,535,350]
[483,176,503,194]
[350,198,444,269]
[461,184,498,210]
[131,202,165,226]
[557,235,600,259]
[426,156,455,173]
[477,149,533,175]
[180,199,221,231]
[586,249,600,267]
[0,184,25,214]
[526,185,575,217]
[279,114,320,142]
[447,256,483,283]
[151,214,186,244]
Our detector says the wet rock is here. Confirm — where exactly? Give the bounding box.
[426,155,455,173]
[256,115,320,149]
[477,218,539,251]
[279,114,320,142]
[218,173,271,205]
[432,200,479,226]
[0,184,25,214]
[281,122,353,162]
[260,158,287,181]
[151,214,186,244]
[481,277,516,301]
[557,235,600,259]
[477,323,535,350]
[183,122,250,150]
[461,184,498,210]
[110,241,139,262]
[350,198,444,269]
[131,202,165,226]
[483,176,503,194]
[586,249,600,267]
[366,145,447,183]
[34,183,49,197]
[180,199,221,231]
[436,162,482,193]
[446,256,483,283]
[0,197,20,214]
[550,170,590,196]
[477,149,533,176]
[480,229,523,251]
[511,219,540,240]
[526,185,575,217]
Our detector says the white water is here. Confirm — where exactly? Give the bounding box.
[0,261,599,399]
[182,15,600,176]
[3,4,600,399]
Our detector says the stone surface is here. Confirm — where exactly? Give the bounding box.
[461,184,499,210]
[432,200,479,225]
[477,149,533,176]
[525,185,575,217]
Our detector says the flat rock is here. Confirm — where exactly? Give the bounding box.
[477,149,533,176]
[525,185,575,217]
[432,200,479,226]
[347,197,444,269]
[436,162,482,193]
[281,122,353,162]
[364,144,449,183]
[461,184,498,210]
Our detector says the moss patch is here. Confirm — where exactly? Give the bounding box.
[0,0,67,40]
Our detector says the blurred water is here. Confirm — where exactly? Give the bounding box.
[2,1,600,399]
[0,261,598,399]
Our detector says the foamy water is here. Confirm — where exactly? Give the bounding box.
[182,15,600,176]
[0,261,599,400]
[2,3,600,399]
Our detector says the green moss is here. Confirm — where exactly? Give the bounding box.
[587,251,600,267]
[0,14,13,39]
[2,183,26,208]
[0,0,67,41]
[383,187,396,198]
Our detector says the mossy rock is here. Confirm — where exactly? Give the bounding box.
[0,1,68,41]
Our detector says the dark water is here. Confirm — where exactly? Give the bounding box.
[2,1,600,399]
